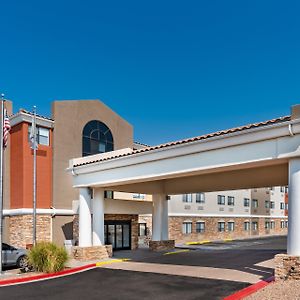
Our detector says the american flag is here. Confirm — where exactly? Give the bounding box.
[3,109,11,149]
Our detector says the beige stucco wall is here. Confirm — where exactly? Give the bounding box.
[169,189,252,216]
[51,100,133,209]
[52,215,74,246]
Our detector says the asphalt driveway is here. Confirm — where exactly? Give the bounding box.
[0,267,248,300]
[0,235,286,300]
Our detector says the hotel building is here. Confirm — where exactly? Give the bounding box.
[1,99,288,254]
[139,187,288,245]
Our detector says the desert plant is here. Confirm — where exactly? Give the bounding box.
[28,242,68,273]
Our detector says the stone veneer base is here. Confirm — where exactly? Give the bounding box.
[149,240,175,251]
[9,215,52,248]
[275,254,300,281]
[71,245,113,261]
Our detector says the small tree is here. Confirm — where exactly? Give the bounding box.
[28,242,68,273]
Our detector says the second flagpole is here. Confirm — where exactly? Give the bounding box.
[32,106,37,246]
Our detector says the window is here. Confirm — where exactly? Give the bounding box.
[217,195,225,205]
[252,222,258,231]
[281,221,285,229]
[182,194,192,203]
[228,196,235,206]
[228,222,235,231]
[218,222,225,232]
[285,187,289,193]
[182,222,192,234]
[28,126,50,146]
[196,222,205,233]
[280,186,285,193]
[138,223,147,236]
[280,202,285,210]
[285,221,288,228]
[82,120,114,156]
[271,221,275,229]
[252,199,258,208]
[270,202,275,209]
[133,194,145,199]
[265,201,270,209]
[104,191,114,199]
[265,221,270,229]
[244,222,250,231]
[196,193,205,203]
[285,204,289,211]
[244,198,250,207]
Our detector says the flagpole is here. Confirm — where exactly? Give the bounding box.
[32,106,37,246]
[0,94,5,274]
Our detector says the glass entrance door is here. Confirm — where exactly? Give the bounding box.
[104,221,131,250]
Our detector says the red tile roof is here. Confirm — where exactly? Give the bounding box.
[74,115,291,167]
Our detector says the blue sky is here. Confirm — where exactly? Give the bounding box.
[1,0,300,145]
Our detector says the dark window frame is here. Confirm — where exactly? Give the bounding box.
[28,125,50,146]
[228,222,235,231]
[218,222,225,232]
[82,120,114,157]
[183,194,192,203]
[196,222,205,233]
[196,193,205,203]
[252,199,258,208]
[244,222,250,231]
[217,195,225,205]
[228,196,235,206]
[244,198,250,207]
[182,222,192,234]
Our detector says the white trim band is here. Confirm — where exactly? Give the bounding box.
[3,208,74,217]
[140,213,288,218]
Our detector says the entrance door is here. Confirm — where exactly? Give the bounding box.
[104,221,131,250]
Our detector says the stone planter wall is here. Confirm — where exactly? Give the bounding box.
[149,240,175,251]
[71,245,113,261]
[275,254,300,281]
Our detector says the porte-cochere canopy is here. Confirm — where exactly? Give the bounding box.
[69,104,300,256]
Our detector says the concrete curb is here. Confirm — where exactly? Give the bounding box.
[0,263,97,287]
[223,276,274,300]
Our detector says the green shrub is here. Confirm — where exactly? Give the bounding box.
[28,242,68,273]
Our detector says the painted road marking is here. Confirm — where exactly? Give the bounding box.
[163,250,190,255]
[96,259,131,267]
[223,238,233,242]
[244,267,273,274]
[185,240,211,245]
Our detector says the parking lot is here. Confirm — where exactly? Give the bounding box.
[0,235,287,300]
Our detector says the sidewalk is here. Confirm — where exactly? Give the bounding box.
[0,268,42,281]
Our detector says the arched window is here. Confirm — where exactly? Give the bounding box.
[82,120,114,156]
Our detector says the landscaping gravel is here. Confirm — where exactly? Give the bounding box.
[246,280,300,300]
